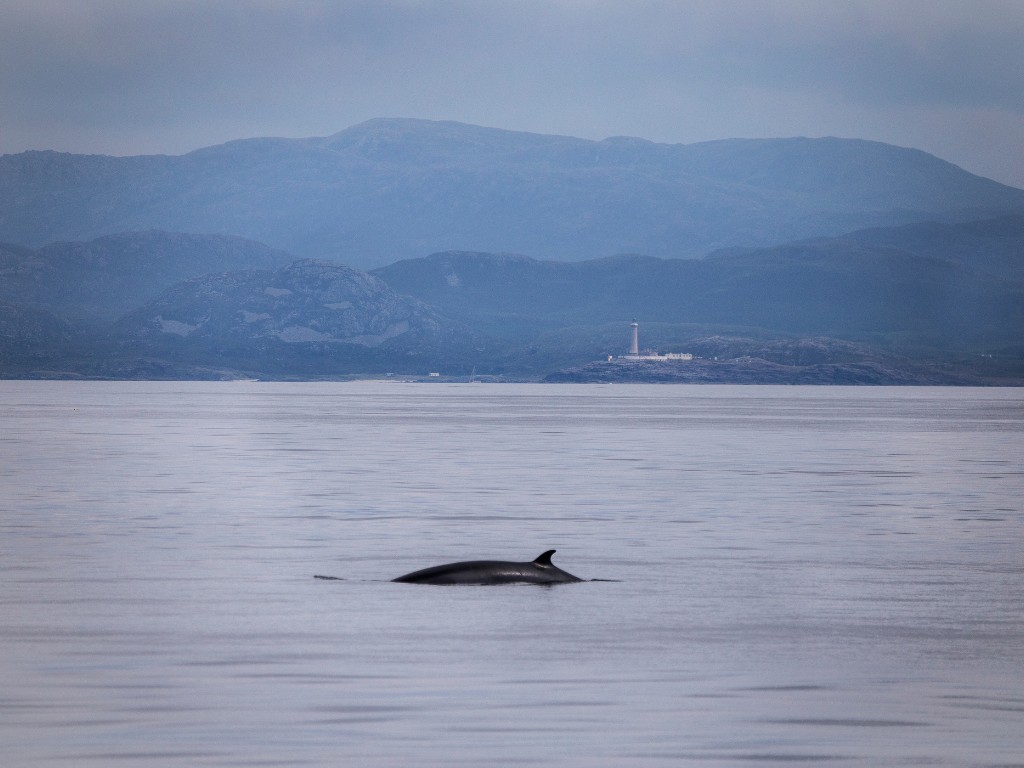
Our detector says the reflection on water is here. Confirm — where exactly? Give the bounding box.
[1,382,1022,767]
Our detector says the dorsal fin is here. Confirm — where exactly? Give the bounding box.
[533,549,556,565]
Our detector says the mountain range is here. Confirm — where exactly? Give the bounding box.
[1,119,1022,382]
[3,118,1024,269]
[1,217,1022,382]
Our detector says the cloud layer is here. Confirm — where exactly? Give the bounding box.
[2,0,1023,187]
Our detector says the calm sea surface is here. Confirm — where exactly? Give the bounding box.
[2,382,1022,767]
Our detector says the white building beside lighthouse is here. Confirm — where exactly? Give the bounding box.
[619,320,692,361]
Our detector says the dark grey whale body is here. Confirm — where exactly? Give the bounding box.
[392,550,583,585]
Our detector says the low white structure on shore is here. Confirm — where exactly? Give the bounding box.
[613,320,693,361]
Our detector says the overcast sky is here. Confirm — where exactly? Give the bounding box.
[2,0,1023,187]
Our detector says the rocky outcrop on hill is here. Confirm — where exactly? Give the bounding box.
[117,259,446,348]
[109,259,487,376]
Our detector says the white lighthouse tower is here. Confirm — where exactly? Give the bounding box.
[617,319,693,362]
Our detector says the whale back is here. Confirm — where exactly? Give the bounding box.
[393,549,582,585]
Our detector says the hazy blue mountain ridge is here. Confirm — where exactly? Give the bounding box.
[0,300,78,362]
[371,221,1024,351]
[2,115,1023,382]
[3,118,1023,268]
[2,215,1022,380]
[842,214,1024,280]
[0,231,296,322]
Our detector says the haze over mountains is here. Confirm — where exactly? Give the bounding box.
[3,118,1024,268]
[1,119,1023,382]
[372,224,1024,350]
[0,231,295,323]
